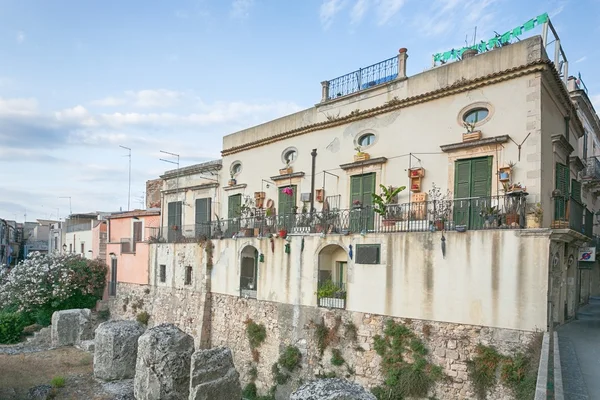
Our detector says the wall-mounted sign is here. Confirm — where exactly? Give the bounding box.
[578,247,596,262]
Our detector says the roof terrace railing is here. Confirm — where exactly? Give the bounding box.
[323,55,399,101]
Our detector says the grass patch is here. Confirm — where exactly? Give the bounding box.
[50,376,66,388]
[136,311,150,325]
[344,321,357,341]
[278,345,301,372]
[97,309,110,321]
[313,316,341,356]
[371,320,444,400]
[331,348,345,366]
[245,319,267,349]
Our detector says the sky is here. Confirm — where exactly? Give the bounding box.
[1,0,598,221]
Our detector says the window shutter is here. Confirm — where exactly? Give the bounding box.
[228,195,241,219]
[167,202,182,227]
[571,179,582,204]
[350,175,362,206]
[195,198,211,224]
[555,163,569,220]
[133,221,142,242]
[471,157,492,197]
[361,173,376,207]
[454,160,471,199]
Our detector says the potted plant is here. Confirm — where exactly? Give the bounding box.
[228,173,237,186]
[480,206,499,228]
[278,227,288,239]
[462,121,482,142]
[316,280,346,300]
[238,196,256,237]
[428,183,452,231]
[352,199,362,209]
[354,146,370,162]
[279,161,293,175]
[372,184,406,227]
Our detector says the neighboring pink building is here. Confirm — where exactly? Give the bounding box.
[105,209,160,298]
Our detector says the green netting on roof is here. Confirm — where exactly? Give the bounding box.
[432,12,549,63]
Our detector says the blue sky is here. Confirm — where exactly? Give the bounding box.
[0,0,598,221]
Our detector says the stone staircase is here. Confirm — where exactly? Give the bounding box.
[577,297,600,321]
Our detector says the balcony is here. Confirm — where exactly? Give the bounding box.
[552,197,593,238]
[324,56,398,101]
[317,280,346,309]
[152,195,531,243]
[583,157,600,183]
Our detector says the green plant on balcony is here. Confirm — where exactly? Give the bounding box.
[372,185,406,223]
[317,280,346,299]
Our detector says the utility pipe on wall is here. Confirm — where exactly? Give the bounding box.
[310,149,317,212]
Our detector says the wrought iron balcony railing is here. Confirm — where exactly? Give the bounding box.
[326,56,398,100]
[150,194,530,243]
[583,157,600,181]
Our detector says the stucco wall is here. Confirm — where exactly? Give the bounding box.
[209,230,550,332]
[149,242,206,291]
[64,230,93,259]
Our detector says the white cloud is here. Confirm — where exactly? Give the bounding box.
[230,0,254,19]
[376,0,406,25]
[91,96,127,107]
[16,31,25,44]
[576,56,587,64]
[0,97,38,115]
[91,89,185,109]
[550,4,565,18]
[351,0,369,24]
[320,0,347,29]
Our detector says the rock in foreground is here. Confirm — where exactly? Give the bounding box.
[290,378,376,400]
[94,320,145,381]
[134,323,194,400]
[189,347,241,400]
[51,309,93,347]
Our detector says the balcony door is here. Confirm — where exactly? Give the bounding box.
[195,198,211,238]
[278,185,297,230]
[453,157,492,228]
[350,173,375,232]
[167,201,182,241]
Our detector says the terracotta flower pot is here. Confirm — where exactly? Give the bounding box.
[279,229,287,239]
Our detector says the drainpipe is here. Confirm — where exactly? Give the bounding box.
[310,149,317,212]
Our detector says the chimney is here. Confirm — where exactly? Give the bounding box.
[398,48,408,79]
[462,48,478,60]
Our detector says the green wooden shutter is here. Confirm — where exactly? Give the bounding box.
[555,163,569,220]
[228,194,241,218]
[453,160,471,226]
[167,201,182,227]
[454,160,471,199]
[350,176,362,206]
[471,157,492,197]
[195,198,211,237]
[278,186,297,215]
[571,179,582,204]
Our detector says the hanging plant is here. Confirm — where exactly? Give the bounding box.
[282,187,294,196]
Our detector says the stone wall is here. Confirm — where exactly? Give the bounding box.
[109,282,209,347]
[210,293,537,400]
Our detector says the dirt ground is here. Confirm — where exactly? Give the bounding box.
[0,347,127,400]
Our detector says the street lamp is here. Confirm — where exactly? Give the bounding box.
[62,244,67,253]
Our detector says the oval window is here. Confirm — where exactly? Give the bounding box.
[463,108,489,124]
[231,162,242,175]
[358,133,376,147]
[283,149,297,164]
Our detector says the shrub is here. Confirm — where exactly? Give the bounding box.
[331,348,345,366]
[0,253,107,321]
[51,375,66,388]
[278,345,301,372]
[245,319,267,349]
[98,309,110,321]
[136,311,150,325]
[0,311,26,344]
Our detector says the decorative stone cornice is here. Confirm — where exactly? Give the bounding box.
[569,156,585,173]
[340,157,388,171]
[551,134,574,158]
[223,183,247,191]
[221,60,573,156]
[440,135,510,152]
[271,172,305,182]
[162,183,219,195]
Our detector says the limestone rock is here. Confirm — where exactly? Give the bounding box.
[290,379,376,400]
[94,320,145,381]
[51,309,92,347]
[79,339,95,352]
[134,323,195,400]
[189,347,241,400]
[27,384,53,400]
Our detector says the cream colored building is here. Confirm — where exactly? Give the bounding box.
[151,35,600,331]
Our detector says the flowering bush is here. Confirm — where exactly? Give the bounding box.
[0,252,107,318]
